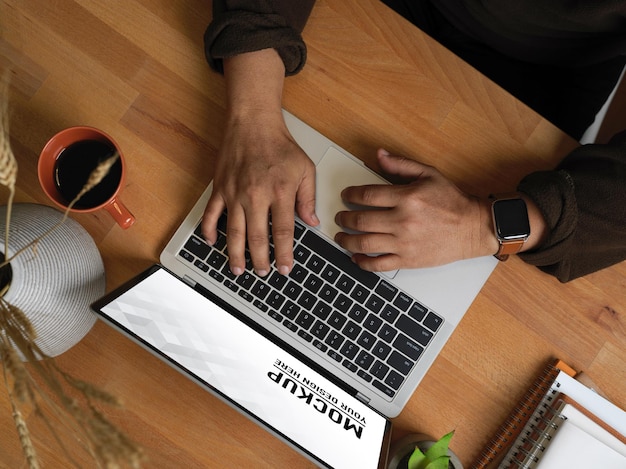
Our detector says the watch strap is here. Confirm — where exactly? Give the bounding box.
[490,192,529,262]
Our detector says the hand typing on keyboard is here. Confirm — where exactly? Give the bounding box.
[334,149,499,271]
[199,51,319,278]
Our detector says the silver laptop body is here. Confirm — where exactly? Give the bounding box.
[160,110,497,418]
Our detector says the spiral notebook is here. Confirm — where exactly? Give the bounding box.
[471,359,626,469]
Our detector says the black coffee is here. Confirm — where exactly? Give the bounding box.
[54,139,122,209]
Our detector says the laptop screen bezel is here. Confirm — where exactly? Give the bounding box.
[91,264,392,469]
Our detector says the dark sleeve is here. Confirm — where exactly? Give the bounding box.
[517,130,626,282]
[205,0,316,76]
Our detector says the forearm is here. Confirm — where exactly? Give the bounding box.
[517,131,626,281]
[205,0,316,75]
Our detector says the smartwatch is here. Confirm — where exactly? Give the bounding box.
[490,193,530,261]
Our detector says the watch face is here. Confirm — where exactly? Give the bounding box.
[493,198,530,239]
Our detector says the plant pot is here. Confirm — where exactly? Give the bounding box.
[387,433,464,469]
[0,203,105,356]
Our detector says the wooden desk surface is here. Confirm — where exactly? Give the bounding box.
[1,0,624,467]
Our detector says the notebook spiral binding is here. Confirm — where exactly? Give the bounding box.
[469,360,576,469]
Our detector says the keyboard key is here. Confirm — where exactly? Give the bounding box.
[298,330,313,342]
[348,304,368,323]
[319,284,338,303]
[373,380,395,398]
[194,260,209,272]
[280,300,300,320]
[325,331,345,350]
[363,314,383,333]
[327,350,342,362]
[321,264,340,284]
[377,324,398,343]
[294,221,306,239]
[267,271,288,290]
[301,231,378,289]
[297,291,316,309]
[306,254,324,273]
[313,339,328,353]
[312,301,332,320]
[178,249,194,263]
[342,321,362,340]
[375,280,398,302]
[393,334,424,361]
[266,291,286,310]
[268,310,283,322]
[253,300,268,312]
[365,294,384,314]
[283,281,302,300]
[328,311,347,330]
[384,370,404,390]
[342,360,358,373]
[393,293,413,312]
[293,244,311,264]
[206,251,227,270]
[340,341,359,360]
[387,351,414,376]
[355,350,375,370]
[381,305,400,324]
[423,311,444,332]
[396,316,433,346]
[371,361,390,380]
[357,330,376,350]
[333,294,352,313]
[283,320,298,333]
[408,302,428,322]
[289,264,308,283]
[311,321,330,340]
[303,274,324,294]
[372,341,392,360]
[209,270,224,283]
[296,311,315,329]
[350,284,370,304]
[336,274,355,294]
[251,280,270,300]
[236,272,255,289]
[357,370,373,383]
[184,236,211,260]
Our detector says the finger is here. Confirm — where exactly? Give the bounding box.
[377,148,434,180]
[245,206,271,277]
[270,201,295,275]
[350,252,402,273]
[334,231,395,255]
[295,163,319,227]
[341,184,401,209]
[335,208,394,235]
[225,206,248,276]
[201,191,226,245]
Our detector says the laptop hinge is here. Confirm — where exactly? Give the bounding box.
[182,275,197,288]
[355,392,370,405]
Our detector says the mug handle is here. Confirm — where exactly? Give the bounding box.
[104,198,135,229]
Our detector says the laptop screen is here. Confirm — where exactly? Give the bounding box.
[92,266,391,468]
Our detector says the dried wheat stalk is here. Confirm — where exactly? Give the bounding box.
[1,70,143,468]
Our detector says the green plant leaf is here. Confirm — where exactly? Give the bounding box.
[407,446,427,469]
[424,430,454,462]
[425,455,450,469]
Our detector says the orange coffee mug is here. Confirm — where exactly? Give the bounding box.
[38,126,135,229]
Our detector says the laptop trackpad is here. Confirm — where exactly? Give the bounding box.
[314,147,397,278]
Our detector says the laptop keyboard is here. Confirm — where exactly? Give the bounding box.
[177,213,443,400]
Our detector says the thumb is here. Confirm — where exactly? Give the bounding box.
[295,167,319,226]
[377,148,433,182]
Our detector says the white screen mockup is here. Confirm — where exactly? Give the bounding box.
[97,267,389,469]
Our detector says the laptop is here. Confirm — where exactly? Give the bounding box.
[92,110,497,468]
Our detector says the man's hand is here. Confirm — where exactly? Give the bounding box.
[334,149,497,271]
[201,49,318,277]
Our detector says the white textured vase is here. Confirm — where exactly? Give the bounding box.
[0,203,105,357]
